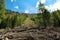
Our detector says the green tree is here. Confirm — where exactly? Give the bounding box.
[38,2,50,28]
[0,0,5,28]
[0,0,5,15]
[52,10,60,27]
[16,15,27,26]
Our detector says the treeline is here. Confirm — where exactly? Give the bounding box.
[0,10,28,29]
[0,10,60,29]
[31,10,60,29]
[0,1,60,29]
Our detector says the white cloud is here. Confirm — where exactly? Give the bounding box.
[40,0,46,4]
[11,0,14,2]
[24,10,29,13]
[36,0,46,8]
[36,1,40,8]
[45,0,60,12]
[36,0,60,12]
[11,0,16,2]
[14,6,19,9]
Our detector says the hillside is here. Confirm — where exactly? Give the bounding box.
[0,10,60,40]
[0,0,60,40]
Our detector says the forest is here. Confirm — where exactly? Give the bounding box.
[0,0,60,29]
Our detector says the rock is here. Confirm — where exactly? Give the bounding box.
[0,27,60,40]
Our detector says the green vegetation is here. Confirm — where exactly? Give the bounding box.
[0,1,60,29]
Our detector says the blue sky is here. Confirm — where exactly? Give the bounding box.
[6,0,60,13]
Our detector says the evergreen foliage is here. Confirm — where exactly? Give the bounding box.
[0,1,60,29]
